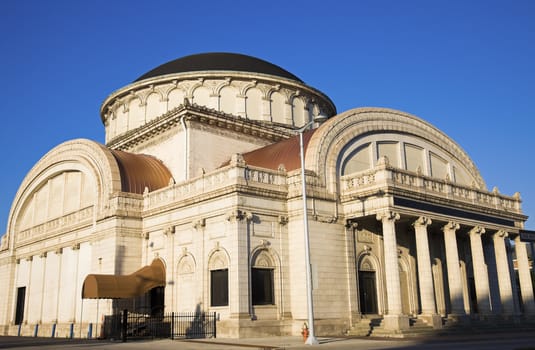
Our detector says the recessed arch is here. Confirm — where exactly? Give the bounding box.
[305,107,486,194]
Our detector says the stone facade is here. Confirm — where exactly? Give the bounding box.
[0,53,532,338]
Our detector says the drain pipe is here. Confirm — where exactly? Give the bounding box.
[180,115,188,180]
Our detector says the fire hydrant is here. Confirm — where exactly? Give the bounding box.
[301,322,309,342]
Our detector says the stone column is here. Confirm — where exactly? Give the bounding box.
[413,217,442,328]
[514,236,535,315]
[468,226,492,315]
[377,211,409,330]
[493,230,515,316]
[442,221,465,316]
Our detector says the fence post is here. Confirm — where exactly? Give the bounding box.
[69,323,74,339]
[171,312,174,340]
[33,324,39,337]
[213,312,217,338]
[121,309,128,343]
[51,323,56,338]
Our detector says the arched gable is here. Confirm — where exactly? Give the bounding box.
[5,139,122,249]
[305,107,486,194]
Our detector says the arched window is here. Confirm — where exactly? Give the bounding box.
[251,250,275,305]
[209,250,229,307]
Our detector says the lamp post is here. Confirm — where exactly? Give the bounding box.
[298,115,327,345]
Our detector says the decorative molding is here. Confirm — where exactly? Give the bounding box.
[225,210,252,222]
[469,226,486,236]
[357,230,374,244]
[413,216,432,227]
[260,239,271,249]
[494,230,509,239]
[442,221,460,232]
[376,211,400,223]
[192,218,206,230]
[345,219,358,229]
[278,215,288,225]
[164,225,176,235]
[314,214,337,223]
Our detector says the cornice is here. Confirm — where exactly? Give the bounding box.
[100,70,336,119]
[106,103,293,150]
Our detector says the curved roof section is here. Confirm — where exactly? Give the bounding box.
[110,150,173,194]
[134,52,303,83]
[239,130,316,171]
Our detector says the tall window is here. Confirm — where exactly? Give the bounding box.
[251,268,274,305]
[210,269,228,307]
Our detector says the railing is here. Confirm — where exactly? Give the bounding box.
[341,166,522,213]
[102,310,216,341]
[144,164,287,212]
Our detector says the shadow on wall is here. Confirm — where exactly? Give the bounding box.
[185,303,209,339]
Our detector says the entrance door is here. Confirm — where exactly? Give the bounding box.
[14,287,26,325]
[359,271,378,314]
[150,286,165,317]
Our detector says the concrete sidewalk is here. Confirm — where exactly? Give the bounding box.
[2,332,535,350]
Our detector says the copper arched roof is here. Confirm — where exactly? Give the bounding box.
[110,150,173,194]
[82,259,165,299]
[238,129,317,171]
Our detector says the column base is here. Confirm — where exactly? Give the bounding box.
[418,314,443,329]
[445,313,470,326]
[383,315,410,331]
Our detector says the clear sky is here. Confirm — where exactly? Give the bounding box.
[1,0,534,235]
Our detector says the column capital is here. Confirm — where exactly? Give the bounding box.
[442,221,460,232]
[376,211,400,223]
[469,226,486,237]
[413,216,432,228]
[345,219,358,229]
[494,230,509,240]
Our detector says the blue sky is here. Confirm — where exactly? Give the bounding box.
[1,0,534,234]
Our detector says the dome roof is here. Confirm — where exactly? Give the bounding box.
[134,52,303,83]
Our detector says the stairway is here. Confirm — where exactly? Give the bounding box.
[347,316,435,338]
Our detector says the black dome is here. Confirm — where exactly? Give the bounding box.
[134,52,303,83]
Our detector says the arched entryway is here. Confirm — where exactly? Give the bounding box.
[358,256,378,315]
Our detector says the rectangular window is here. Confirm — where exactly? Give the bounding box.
[404,144,424,173]
[15,287,26,325]
[210,269,228,307]
[251,268,274,305]
[377,142,399,167]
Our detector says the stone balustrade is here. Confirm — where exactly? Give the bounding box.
[341,166,521,213]
[144,165,287,211]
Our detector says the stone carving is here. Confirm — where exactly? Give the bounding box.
[357,230,374,243]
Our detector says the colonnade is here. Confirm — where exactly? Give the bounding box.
[375,211,535,330]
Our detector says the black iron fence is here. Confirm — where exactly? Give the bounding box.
[102,310,216,341]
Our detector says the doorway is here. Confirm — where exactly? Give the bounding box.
[359,271,378,314]
[14,287,26,325]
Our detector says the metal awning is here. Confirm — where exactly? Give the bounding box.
[82,259,165,299]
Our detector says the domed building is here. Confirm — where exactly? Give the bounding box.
[0,53,533,339]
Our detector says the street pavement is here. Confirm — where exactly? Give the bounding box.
[1,332,535,350]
